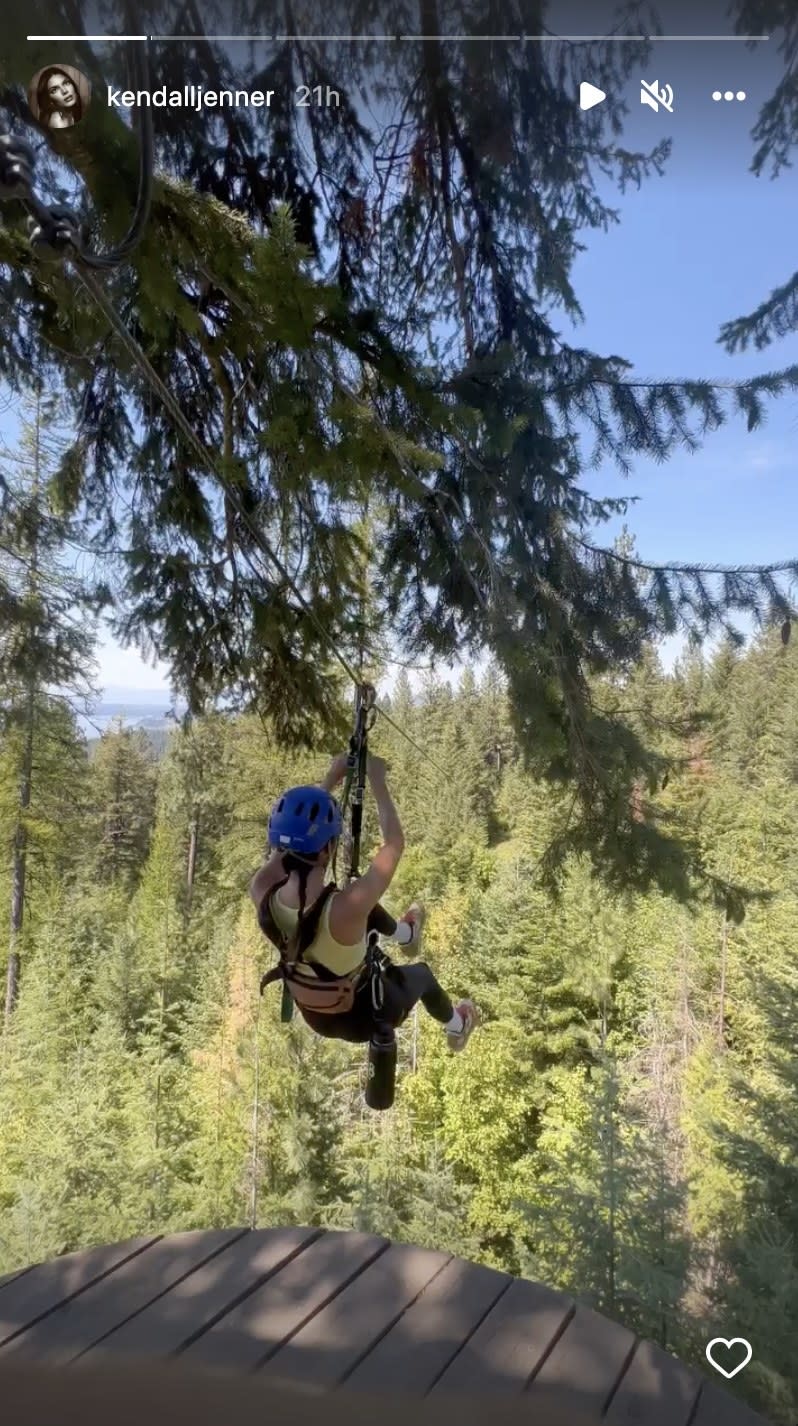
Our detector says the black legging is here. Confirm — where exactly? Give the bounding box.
[367,903,400,939]
[300,902,454,1043]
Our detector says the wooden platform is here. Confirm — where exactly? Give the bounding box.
[0,1228,768,1425]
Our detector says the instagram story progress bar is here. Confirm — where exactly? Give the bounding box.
[28,32,771,42]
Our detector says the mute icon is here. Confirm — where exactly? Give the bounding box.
[641,79,675,113]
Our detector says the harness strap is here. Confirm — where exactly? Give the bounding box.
[367,931,386,1013]
[259,879,370,1011]
[338,682,376,884]
[260,964,283,993]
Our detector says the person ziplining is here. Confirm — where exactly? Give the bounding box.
[250,731,478,1085]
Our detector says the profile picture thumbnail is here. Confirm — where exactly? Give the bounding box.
[28,65,91,130]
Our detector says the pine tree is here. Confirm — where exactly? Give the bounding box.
[0,388,96,1023]
[159,715,235,920]
[87,724,157,889]
[719,2,798,362]
[525,1056,691,1352]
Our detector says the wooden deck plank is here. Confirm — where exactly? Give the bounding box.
[263,1241,451,1387]
[1,1230,246,1364]
[0,1357,636,1426]
[0,1267,34,1294]
[0,1237,157,1349]
[525,1304,636,1420]
[430,1275,574,1396]
[345,1255,511,1395]
[0,1228,765,1425]
[82,1227,321,1359]
[691,1382,770,1426]
[183,1229,389,1371]
[603,1339,702,1426]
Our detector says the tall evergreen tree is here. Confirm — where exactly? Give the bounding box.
[88,724,158,889]
[0,388,95,1022]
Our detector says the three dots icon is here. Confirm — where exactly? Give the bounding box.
[712,90,746,102]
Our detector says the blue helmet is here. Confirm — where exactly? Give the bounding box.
[268,785,343,856]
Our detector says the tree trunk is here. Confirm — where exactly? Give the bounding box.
[606,1082,617,1313]
[249,996,262,1230]
[716,856,735,1051]
[717,876,731,1051]
[5,688,35,1026]
[111,748,123,881]
[186,812,199,910]
[4,392,44,1028]
[412,1004,419,1073]
[717,906,728,1050]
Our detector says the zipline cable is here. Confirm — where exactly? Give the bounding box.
[75,262,362,682]
[76,40,155,272]
[373,700,448,774]
[76,263,454,780]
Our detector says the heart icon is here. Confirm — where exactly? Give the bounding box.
[705,1337,753,1379]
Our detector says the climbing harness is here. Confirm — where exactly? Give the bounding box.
[258,681,381,1014]
[255,682,397,1108]
[257,880,358,1014]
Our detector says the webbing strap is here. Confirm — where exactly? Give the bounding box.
[346,683,376,883]
[332,682,376,884]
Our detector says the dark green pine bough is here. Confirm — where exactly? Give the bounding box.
[1,0,797,907]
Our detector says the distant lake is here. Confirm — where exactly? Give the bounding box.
[77,701,179,738]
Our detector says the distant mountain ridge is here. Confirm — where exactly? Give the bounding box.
[99,684,174,705]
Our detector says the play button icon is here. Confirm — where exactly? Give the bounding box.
[580,81,606,110]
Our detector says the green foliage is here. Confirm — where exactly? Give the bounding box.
[88,725,158,888]
[2,639,797,1415]
[2,6,797,894]
[0,389,97,1018]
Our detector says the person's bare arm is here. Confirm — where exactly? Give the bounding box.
[250,759,346,906]
[320,752,350,793]
[329,756,404,943]
[249,850,285,908]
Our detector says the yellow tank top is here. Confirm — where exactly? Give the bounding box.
[269,887,367,979]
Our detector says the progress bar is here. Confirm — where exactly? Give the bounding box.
[28,33,771,42]
[28,34,149,41]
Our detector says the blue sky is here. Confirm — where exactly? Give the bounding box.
[571,31,797,571]
[12,15,798,695]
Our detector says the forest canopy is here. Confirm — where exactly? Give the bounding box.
[2,640,798,1420]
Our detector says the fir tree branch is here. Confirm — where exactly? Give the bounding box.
[572,537,798,582]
